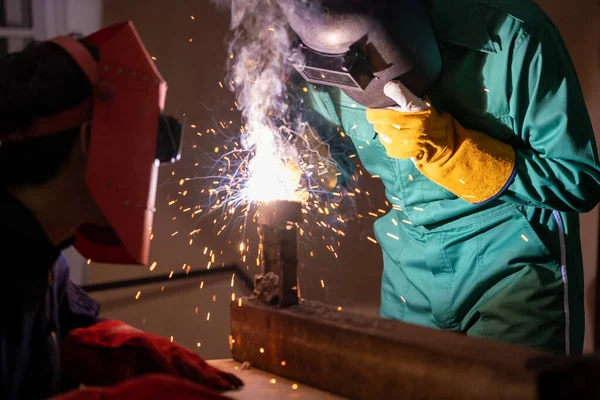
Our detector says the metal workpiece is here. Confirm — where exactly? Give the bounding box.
[254,200,302,307]
[231,298,600,400]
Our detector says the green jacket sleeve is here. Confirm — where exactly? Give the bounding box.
[288,73,357,188]
[504,21,600,212]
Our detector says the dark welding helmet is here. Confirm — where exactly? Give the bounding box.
[285,0,441,108]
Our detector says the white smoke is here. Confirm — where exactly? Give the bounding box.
[214,0,310,203]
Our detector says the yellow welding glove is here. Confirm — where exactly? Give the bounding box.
[366,81,515,204]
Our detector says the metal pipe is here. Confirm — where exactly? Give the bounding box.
[81,263,253,293]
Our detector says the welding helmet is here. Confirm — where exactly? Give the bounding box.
[1,22,183,265]
[285,0,441,108]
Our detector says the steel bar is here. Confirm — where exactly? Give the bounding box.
[255,200,302,307]
[231,298,600,400]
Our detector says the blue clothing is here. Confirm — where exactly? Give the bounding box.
[0,189,100,399]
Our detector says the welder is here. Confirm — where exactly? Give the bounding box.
[289,0,600,354]
[0,22,241,399]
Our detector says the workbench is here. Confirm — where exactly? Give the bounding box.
[208,359,344,400]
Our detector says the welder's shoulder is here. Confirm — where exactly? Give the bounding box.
[476,0,550,26]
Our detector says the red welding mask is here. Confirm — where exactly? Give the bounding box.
[3,22,182,265]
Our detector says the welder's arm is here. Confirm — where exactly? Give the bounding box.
[501,21,600,212]
[368,22,600,210]
[55,254,101,339]
[302,107,357,189]
[367,88,516,204]
[290,72,357,190]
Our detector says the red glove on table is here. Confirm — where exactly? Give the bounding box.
[62,320,243,391]
[51,374,232,400]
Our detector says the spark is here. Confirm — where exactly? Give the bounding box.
[135,291,141,300]
[367,236,378,244]
[260,348,265,353]
[270,379,277,384]
[207,312,211,321]
[386,233,400,240]
[521,234,529,242]
[292,384,299,390]
[149,262,157,271]
[400,296,407,303]
[281,361,286,366]
[391,219,398,226]
[402,220,413,225]
[320,279,325,288]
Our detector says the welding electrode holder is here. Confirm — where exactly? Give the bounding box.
[255,200,303,307]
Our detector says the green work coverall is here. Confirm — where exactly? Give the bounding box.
[304,0,600,354]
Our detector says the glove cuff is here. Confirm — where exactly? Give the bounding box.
[418,115,516,203]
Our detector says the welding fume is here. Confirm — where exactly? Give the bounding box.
[225,0,600,356]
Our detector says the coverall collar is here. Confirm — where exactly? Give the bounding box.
[427,0,499,54]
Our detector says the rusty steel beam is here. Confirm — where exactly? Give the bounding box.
[231,298,600,400]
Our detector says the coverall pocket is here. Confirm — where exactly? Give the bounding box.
[432,204,554,329]
[509,206,552,257]
[447,204,566,352]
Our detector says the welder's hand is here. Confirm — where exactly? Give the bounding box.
[366,81,516,203]
[51,374,232,400]
[62,320,243,391]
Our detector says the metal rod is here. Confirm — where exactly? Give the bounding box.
[0,27,34,38]
[81,264,253,293]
